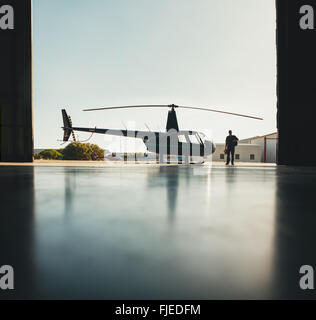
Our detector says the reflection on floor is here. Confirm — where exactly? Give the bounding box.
[0,165,316,299]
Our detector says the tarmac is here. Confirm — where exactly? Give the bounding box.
[0,161,315,299]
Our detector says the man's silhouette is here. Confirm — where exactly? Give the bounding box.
[225,130,239,165]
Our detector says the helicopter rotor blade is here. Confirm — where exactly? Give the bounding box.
[83,104,263,120]
[178,106,263,120]
[83,105,170,112]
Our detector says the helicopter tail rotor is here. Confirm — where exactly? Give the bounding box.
[62,109,76,142]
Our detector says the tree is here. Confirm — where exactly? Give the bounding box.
[62,142,104,161]
[35,149,62,160]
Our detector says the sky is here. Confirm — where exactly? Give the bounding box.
[33,0,276,152]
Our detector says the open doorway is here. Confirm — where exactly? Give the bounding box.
[31,0,277,164]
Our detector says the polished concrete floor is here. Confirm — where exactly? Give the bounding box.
[0,164,316,300]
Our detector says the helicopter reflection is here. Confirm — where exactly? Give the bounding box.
[146,165,211,224]
[64,168,78,220]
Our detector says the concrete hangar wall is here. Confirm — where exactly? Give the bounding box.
[276,0,316,166]
[0,0,33,162]
[1,1,316,165]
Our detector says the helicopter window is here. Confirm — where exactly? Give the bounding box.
[178,135,188,143]
[197,133,205,143]
[189,134,200,144]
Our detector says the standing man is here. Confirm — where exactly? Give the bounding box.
[225,130,239,165]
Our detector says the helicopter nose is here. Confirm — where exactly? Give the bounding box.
[211,142,216,154]
[205,141,215,155]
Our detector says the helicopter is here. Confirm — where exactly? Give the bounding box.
[61,104,263,163]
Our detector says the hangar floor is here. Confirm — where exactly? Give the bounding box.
[0,164,315,299]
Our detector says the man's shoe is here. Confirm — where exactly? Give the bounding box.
[225,163,229,165]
